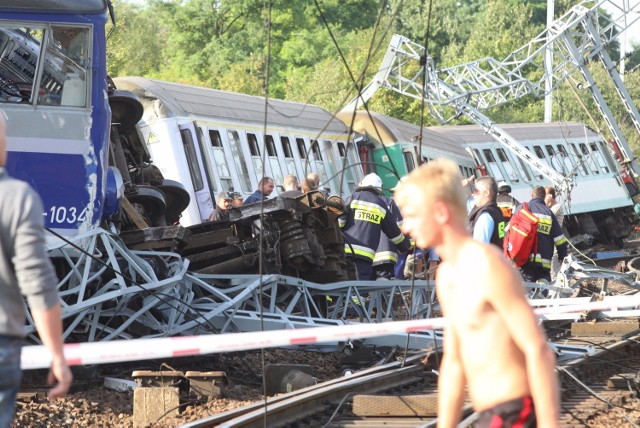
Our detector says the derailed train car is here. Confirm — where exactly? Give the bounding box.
[340,110,637,244]
[112,76,364,227]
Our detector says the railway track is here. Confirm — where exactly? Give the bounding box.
[178,330,640,427]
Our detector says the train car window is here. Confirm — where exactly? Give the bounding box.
[598,141,618,174]
[344,141,361,192]
[516,157,533,182]
[545,144,566,175]
[529,146,545,180]
[335,141,357,192]
[265,135,283,188]
[580,143,599,174]
[228,130,252,193]
[589,142,610,174]
[208,130,233,190]
[481,149,505,180]
[495,147,520,183]
[247,133,264,181]
[180,129,204,191]
[554,145,575,175]
[323,140,339,193]
[281,136,297,175]
[404,151,416,172]
[296,138,307,159]
[569,144,588,176]
[309,140,328,184]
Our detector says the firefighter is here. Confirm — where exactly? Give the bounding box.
[339,173,410,280]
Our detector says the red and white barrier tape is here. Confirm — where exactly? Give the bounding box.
[21,295,640,370]
[21,317,447,370]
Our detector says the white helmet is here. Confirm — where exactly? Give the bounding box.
[359,173,383,188]
[497,181,511,193]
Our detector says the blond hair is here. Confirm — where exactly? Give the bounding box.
[395,159,467,221]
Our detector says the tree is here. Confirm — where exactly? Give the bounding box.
[107,0,166,77]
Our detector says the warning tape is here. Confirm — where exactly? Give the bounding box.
[21,295,640,370]
[20,317,447,370]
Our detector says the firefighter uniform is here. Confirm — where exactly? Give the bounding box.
[517,197,568,283]
[339,175,410,280]
[372,196,408,280]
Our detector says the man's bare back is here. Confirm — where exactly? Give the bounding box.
[394,160,559,427]
[437,238,532,410]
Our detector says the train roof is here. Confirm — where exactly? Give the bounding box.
[338,110,470,157]
[113,77,350,135]
[0,0,108,12]
[428,122,601,145]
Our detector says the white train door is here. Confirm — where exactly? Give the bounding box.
[179,123,214,222]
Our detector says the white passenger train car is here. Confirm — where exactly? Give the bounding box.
[340,112,636,243]
[113,77,363,226]
[431,122,636,243]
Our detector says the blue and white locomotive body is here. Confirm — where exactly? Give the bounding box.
[0,1,114,238]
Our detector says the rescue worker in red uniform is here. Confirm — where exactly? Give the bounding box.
[339,173,410,280]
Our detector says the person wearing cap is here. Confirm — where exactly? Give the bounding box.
[244,177,275,205]
[231,192,244,208]
[209,191,233,222]
[339,173,410,280]
[496,180,519,220]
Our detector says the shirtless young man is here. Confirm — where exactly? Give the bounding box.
[395,159,559,428]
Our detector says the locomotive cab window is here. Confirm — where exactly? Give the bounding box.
[0,25,89,106]
[589,142,610,174]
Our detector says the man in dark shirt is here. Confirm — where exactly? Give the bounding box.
[209,191,233,222]
[244,177,275,205]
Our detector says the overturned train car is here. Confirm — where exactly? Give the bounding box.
[340,111,638,245]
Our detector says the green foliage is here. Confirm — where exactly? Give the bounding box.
[108,0,640,160]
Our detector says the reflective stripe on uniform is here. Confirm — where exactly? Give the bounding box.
[373,251,398,263]
[344,244,375,260]
[530,254,552,268]
[554,234,568,246]
[390,233,405,245]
